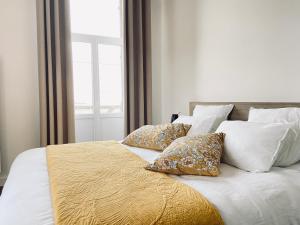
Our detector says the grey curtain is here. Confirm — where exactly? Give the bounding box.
[36,0,75,146]
[124,0,152,135]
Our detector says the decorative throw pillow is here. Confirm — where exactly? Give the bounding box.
[122,123,191,151]
[145,133,225,176]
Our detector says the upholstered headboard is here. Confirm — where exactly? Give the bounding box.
[189,102,300,121]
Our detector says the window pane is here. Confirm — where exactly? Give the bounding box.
[70,0,121,38]
[72,42,93,114]
[98,44,122,114]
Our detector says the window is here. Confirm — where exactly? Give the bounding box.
[70,0,123,115]
[70,0,124,142]
[70,0,121,38]
[72,42,93,114]
[98,44,123,114]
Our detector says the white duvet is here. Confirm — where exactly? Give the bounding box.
[0,145,300,225]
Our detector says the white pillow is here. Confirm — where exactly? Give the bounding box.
[274,122,300,166]
[249,107,300,166]
[173,115,221,136]
[248,107,300,125]
[172,115,194,125]
[216,121,291,172]
[193,104,234,131]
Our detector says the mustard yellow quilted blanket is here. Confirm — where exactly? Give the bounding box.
[47,141,223,225]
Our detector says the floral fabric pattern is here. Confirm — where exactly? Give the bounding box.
[122,123,191,151]
[145,133,225,176]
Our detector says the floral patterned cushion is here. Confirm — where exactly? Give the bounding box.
[122,123,191,151]
[145,133,225,176]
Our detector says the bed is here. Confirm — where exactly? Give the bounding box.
[1,102,300,225]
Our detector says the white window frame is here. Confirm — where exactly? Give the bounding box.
[72,0,124,121]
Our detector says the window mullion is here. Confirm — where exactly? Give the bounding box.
[91,39,101,140]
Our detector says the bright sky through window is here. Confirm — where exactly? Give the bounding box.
[70,0,121,37]
[70,0,123,115]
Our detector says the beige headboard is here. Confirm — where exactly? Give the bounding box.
[189,102,300,121]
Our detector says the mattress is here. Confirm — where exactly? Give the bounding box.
[0,145,300,225]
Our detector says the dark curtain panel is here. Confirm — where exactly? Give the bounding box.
[36,0,75,146]
[124,0,152,135]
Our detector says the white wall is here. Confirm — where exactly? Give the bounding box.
[0,0,40,185]
[152,0,300,124]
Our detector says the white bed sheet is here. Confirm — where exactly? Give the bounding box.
[0,145,300,225]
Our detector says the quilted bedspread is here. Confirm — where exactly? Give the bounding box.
[46,141,223,225]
